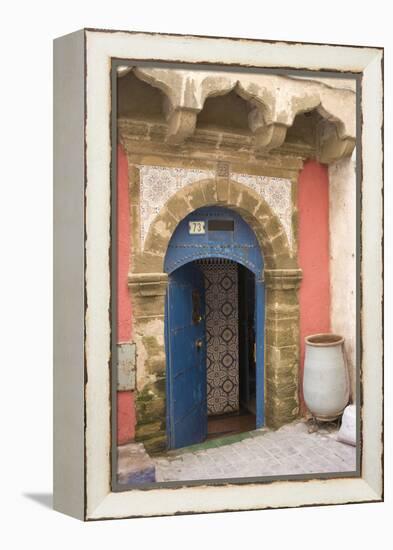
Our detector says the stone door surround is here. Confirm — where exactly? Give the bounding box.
[129,177,302,452]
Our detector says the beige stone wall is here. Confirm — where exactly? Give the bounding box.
[328,154,357,400]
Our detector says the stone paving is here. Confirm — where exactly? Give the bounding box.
[153,421,357,482]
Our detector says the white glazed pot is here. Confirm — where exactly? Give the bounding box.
[303,333,350,421]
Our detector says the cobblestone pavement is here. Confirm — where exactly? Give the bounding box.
[153,421,356,482]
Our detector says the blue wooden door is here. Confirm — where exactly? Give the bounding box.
[166,263,207,449]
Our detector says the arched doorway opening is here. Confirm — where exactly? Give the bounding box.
[164,206,264,449]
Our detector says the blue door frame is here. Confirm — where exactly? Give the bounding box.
[165,207,265,449]
[255,278,265,428]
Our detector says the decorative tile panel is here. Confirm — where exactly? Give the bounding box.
[138,165,215,246]
[200,260,239,415]
[231,174,293,249]
[137,165,293,250]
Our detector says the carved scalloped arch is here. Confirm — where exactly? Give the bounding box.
[128,68,355,157]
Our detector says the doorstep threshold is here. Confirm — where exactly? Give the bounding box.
[164,427,269,456]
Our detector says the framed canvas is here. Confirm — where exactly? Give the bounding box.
[53,28,383,520]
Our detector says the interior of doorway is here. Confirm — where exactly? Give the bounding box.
[197,259,257,441]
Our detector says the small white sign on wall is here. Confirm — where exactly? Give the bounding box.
[189,221,205,235]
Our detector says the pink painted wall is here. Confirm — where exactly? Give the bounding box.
[298,160,331,410]
[117,391,136,444]
[117,144,136,444]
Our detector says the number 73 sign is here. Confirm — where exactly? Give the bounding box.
[189,221,206,234]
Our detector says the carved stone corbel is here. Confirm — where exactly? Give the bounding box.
[254,123,288,152]
[165,107,198,145]
[248,106,288,152]
[316,121,356,164]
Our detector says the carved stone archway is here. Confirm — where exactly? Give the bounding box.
[129,177,302,452]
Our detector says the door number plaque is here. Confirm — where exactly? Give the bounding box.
[189,221,205,234]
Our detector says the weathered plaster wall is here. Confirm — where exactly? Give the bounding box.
[117,144,136,444]
[298,160,331,410]
[328,155,357,400]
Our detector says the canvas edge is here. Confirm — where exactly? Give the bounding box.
[359,48,384,499]
[81,30,383,520]
[53,29,86,520]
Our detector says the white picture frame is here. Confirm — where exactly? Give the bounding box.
[53,28,383,520]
